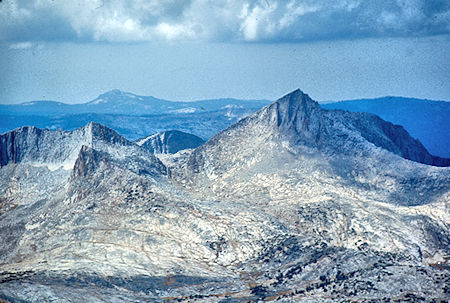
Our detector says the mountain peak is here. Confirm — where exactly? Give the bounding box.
[187,88,448,174]
[102,89,125,96]
[273,89,320,111]
[89,89,137,105]
[262,89,323,141]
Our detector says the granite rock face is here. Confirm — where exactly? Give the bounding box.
[0,90,449,302]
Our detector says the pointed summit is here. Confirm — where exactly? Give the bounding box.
[270,89,321,119]
[177,88,448,194]
[262,89,323,142]
[274,89,319,108]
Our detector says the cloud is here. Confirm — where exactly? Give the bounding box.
[1,0,449,43]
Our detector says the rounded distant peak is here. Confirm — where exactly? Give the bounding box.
[160,130,193,136]
[103,89,124,95]
[95,89,127,99]
[88,89,138,105]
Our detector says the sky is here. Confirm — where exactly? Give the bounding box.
[1,0,449,104]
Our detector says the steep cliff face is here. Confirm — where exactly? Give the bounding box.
[0,123,102,168]
[0,126,42,166]
[0,122,166,215]
[255,89,447,165]
[71,145,107,178]
[136,130,204,154]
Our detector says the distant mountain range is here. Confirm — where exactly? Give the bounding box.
[1,89,448,302]
[0,89,270,116]
[1,90,449,158]
[0,89,271,141]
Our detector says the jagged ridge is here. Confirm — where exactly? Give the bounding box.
[193,89,449,167]
[0,122,162,172]
[322,96,450,158]
[170,89,450,208]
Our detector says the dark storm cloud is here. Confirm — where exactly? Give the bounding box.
[1,0,449,44]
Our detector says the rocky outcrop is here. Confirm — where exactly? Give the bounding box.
[87,122,132,146]
[71,145,107,178]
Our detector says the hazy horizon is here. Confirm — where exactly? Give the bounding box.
[2,36,450,105]
[2,84,450,106]
[1,1,449,105]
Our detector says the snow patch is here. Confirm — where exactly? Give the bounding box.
[136,134,157,146]
[221,104,244,109]
[21,102,36,106]
[30,159,76,171]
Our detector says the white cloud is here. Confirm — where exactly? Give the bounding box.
[239,2,278,41]
[155,22,195,40]
[1,0,449,43]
